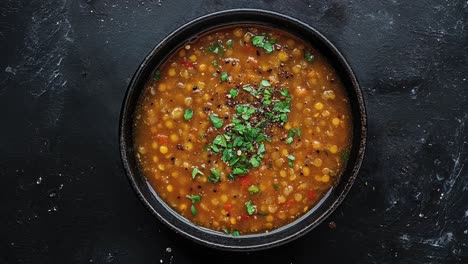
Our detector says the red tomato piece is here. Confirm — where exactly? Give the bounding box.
[224,204,232,213]
[181,60,194,68]
[307,190,315,200]
[241,213,249,220]
[238,174,253,188]
[156,134,169,145]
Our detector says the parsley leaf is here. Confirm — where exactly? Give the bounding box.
[185,194,201,203]
[273,184,280,191]
[304,50,315,62]
[191,204,197,215]
[184,108,194,121]
[208,168,221,183]
[209,115,223,128]
[251,35,275,53]
[248,185,260,194]
[229,89,238,99]
[226,39,233,48]
[232,230,240,236]
[153,70,161,81]
[191,167,204,179]
[341,149,349,162]
[221,72,228,82]
[212,60,218,66]
[245,200,256,215]
[260,80,271,87]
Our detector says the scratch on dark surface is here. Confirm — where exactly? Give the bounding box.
[445,115,467,196]
[11,0,73,127]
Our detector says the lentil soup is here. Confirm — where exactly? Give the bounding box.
[133,25,352,235]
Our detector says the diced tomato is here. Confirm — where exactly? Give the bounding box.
[307,190,315,200]
[238,174,253,188]
[156,134,169,145]
[181,60,194,68]
[224,204,232,213]
[241,213,249,220]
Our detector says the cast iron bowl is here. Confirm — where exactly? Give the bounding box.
[120,9,367,251]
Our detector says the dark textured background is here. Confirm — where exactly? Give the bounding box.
[1,0,467,263]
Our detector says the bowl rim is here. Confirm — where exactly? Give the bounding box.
[119,8,367,251]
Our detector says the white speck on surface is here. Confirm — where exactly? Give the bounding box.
[5,66,17,75]
[166,247,172,253]
[410,88,417,99]
[36,177,42,184]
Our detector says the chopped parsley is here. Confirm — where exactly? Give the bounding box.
[207,40,225,55]
[205,80,292,180]
[221,72,229,82]
[226,39,233,48]
[251,35,274,53]
[286,127,301,144]
[229,89,238,99]
[212,60,218,66]
[258,211,268,216]
[191,167,204,179]
[184,108,194,121]
[341,149,349,162]
[191,204,197,216]
[223,229,240,236]
[209,115,223,128]
[287,154,295,167]
[273,184,280,191]
[153,70,161,81]
[304,50,315,62]
[186,194,201,216]
[185,194,201,203]
[248,185,260,194]
[208,168,221,183]
[245,200,256,215]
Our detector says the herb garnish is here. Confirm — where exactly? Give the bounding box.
[304,50,314,62]
[209,115,223,128]
[212,60,218,66]
[226,39,233,48]
[251,35,274,53]
[185,194,201,203]
[184,108,194,121]
[273,184,280,191]
[207,40,225,55]
[191,167,204,179]
[221,72,228,82]
[247,185,260,194]
[286,127,301,144]
[206,80,293,180]
[153,70,161,81]
[245,200,256,215]
[341,149,349,162]
[190,204,197,216]
[208,168,221,183]
[287,154,295,167]
[229,89,238,99]
[186,194,201,216]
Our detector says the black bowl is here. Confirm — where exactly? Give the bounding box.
[120,9,367,251]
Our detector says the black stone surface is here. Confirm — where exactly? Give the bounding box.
[1,0,467,263]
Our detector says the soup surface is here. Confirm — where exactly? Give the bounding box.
[133,25,352,235]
